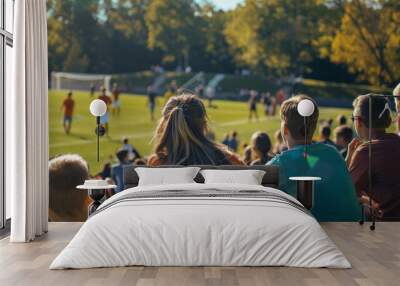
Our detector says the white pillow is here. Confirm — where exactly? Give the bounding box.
[135,167,201,186]
[200,169,266,185]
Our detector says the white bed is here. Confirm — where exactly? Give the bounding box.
[50,183,351,269]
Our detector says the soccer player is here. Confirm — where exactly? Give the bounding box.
[163,84,174,105]
[111,83,121,116]
[61,91,75,134]
[122,137,141,161]
[98,87,112,134]
[261,92,271,117]
[248,90,259,121]
[90,83,95,97]
[147,85,157,121]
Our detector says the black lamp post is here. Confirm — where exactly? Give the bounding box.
[289,99,321,210]
[89,99,107,162]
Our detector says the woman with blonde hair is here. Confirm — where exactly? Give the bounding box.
[148,93,243,165]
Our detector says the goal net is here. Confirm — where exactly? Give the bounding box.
[51,72,112,92]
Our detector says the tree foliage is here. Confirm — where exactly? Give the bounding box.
[145,0,199,66]
[330,0,400,86]
[47,0,400,87]
[224,0,331,77]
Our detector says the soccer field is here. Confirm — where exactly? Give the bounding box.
[49,90,352,173]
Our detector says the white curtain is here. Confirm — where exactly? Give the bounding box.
[7,0,49,242]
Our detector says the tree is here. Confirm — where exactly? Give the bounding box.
[330,0,400,86]
[193,2,235,73]
[100,0,162,73]
[47,0,161,74]
[224,0,328,77]
[47,0,101,73]
[63,39,90,72]
[103,0,149,44]
[145,0,199,67]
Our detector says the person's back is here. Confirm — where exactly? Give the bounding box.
[250,131,273,165]
[347,94,400,218]
[222,134,230,146]
[148,94,243,166]
[319,124,337,148]
[269,143,360,221]
[63,97,74,116]
[335,125,353,158]
[111,163,129,193]
[248,93,257,107]
[267,95,359,221]
[49,154,90,222]
[98,87,111,106]
[349,134,400,217]
[112,149,132,193]
[148,89,156,104]
[112,87,120,101]
[99,94,111,105]
[228,139,238,152]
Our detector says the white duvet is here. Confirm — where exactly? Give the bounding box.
[50,183,351,269]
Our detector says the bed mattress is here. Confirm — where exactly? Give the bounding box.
[50,183,350,269]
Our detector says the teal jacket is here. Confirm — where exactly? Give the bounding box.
[267,143,360,221]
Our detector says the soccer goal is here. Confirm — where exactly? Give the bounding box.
[51,72,112,92]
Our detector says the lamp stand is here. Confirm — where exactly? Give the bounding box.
[97,116,100,162]
[304,116,307,158]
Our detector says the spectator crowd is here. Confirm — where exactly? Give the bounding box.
[51,84,400,223]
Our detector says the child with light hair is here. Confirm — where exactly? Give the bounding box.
[267,95,360,221]
[49,154,90,222]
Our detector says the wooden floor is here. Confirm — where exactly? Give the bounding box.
[0,222,399,286]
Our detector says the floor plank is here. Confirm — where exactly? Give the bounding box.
[0,222,399,286]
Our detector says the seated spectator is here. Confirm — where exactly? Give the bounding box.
[148,94,244,165]
[337,114,347,126]
[206,129,216,141]
[242,145,252,165]
[319,124,337,148]
[227,131,239,152]
[272,129,287,154]
[122,137,141,161]
[334,125,353,158]
[112,149,132,193]
[347,94,400,219]
[272,130,286,154]
[267,95,360,221]
[222,133,230,147]
[97,162,112,179]
[250,131,273,165]
[133,158,147,165]
[49,154,90,222]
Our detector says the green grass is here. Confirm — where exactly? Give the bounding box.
[50,90,352,174]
